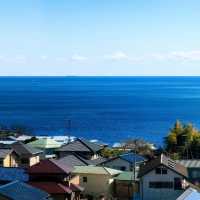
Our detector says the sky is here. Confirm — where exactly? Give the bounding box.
[0,0,200,76]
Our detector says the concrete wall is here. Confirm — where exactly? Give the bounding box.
[140,167,184,200]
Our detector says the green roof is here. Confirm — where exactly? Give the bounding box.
[73,166,121,176]
[114,171,137,181]
[28,138,61,149]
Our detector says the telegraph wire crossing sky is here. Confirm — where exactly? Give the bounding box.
[0,0,200,76]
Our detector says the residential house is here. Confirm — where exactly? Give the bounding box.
[0,180,50,200]
[138,154,189,200]
[28,159,83,200]
[11,142,42,168]
[0,148,18,167]
[73,165,121,199]
[28,138,61,158]
[56,138,104,160]
[100,152,146,171]
[114,171,139,200]
[176,187,200,200]
[178,160,200,185]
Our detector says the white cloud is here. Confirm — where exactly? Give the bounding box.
[40,55,48,60]
[15,55,26,63]
[71,54,87,61]
[169,50,200,61]
[105,51,129,61]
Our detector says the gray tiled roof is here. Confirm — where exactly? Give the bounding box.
[11,142,42,157]
[138,154,188,178]
[57,138,103,153]
[56,154,88,168]
[177,160,200,168]
[0,149,13,158]
[0,181,49,200]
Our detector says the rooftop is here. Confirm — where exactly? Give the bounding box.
[28,138,61,149]
[177,160,200,168]
[29,182,72,194]
[0,149,13,159]
[138,154,188,178]
[114,171,138,181]
[57,138,104,153]
[0,167,29,182]
[11,142,42,157]
[28,159,73,174]
[177,187,200,200]
[73,166,121,176]
[0,181,49,200]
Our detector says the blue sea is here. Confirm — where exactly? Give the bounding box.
[0,76,200,146]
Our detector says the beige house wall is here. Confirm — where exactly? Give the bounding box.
[76,173,114,198]
[29,155,40,166]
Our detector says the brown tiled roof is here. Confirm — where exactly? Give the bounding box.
[28,159,72,174]
[138,154,188,178]
[29,182,72,194]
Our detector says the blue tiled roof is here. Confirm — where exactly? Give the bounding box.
[119,152,146,163]
[0,181,49,200]
[0,167,29,182]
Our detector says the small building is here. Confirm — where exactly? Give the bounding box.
[56,138,104,160]
[100,152,146,171]
[0,148,18,167]
[114,171,139,200]
[73,165,121,199]
[28,159,83,200]
[28,138,61,158]
[138,154,189,200]
[0,180,50,200]
[176,187,200,200]
[11,142,42,168]
[177,160,200,185]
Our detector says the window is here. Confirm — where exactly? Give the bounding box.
[83,177,87,183]
[149,182,173,189]
[155,167,167,175]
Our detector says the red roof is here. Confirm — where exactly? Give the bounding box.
[29,182,72,194]
[28,159,72,174]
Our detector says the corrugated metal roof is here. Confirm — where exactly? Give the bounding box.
[0,181,49,200]
[177,160,200,168]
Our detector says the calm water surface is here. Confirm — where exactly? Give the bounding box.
[0,76,200,145]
